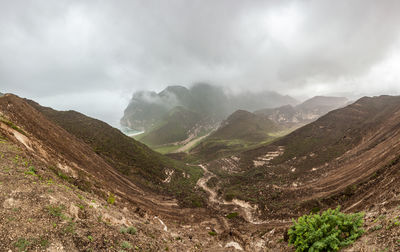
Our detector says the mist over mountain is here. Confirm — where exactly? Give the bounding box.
[255,96,349,126]
[121,83,298,131]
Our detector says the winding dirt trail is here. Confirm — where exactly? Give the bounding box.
[196,164,266,224]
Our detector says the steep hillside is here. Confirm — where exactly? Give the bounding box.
[296,96,349,112]
[191,110,281,160]
[205,96,400,218]
[210,110,279,142]
[0,94,261,251]
[255,96,348,127]
[138,106,205,147]
[2,93,400,251]
[24,98,203,208]
[0,135,206,251]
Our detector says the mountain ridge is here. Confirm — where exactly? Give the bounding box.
[255,95,349,126]
[121,84,298,148]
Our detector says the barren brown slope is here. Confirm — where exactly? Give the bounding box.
[207,96,400,219]
[25,99,204,208]
[0,94,204,220]
[0,94,290,252]
[0,102,252,252]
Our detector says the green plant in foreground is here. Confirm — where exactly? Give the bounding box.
[24,166,37,176]
[208,231,217,236]
[288,206,364,252]
[121,241,132,249]
[120,226,137,235]
[226,212,239,219]
[14,238,30,251]
[47,205,65,218]
[107,193,115,205]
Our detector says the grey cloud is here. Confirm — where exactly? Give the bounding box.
[0,0,400,124]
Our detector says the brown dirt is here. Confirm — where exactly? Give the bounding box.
[2,93,400,251]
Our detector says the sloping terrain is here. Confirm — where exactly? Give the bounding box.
[2,93,400,251]
[0,94,291,251]
[0,136,195,251]
[0,122,264,251]
[206,96,400,219]
[192,96,400,250]
[208,110,279,142]
[25,98,203,208]
[1,94,205,211]
[255,96,348,127]
[190,110,282,160]
[137,106,208,147]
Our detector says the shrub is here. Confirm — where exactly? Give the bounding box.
[120,226,137,235]
[121,241,132,249]
[288,206,364,252]
[24,166,37,176]
[47,205,65,218]
[107,193,115,205]
[126,226,137,234]
[14,238,30,251]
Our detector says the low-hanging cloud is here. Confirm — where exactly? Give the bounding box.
[1,0,400,124]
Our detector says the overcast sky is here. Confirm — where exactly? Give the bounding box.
[1,0,400,126]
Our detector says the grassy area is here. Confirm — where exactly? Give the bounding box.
[154,144,184,154]
[268,126,299,138]
[148,128,215,155]
[138,107,203,146]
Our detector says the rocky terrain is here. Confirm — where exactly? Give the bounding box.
[255,96,349,127]
[2,93,400,251]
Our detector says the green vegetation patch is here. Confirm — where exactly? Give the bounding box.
[24,166,37,176]
[288,206,364,252]
[121,241,133,249]
[120,226,137,235]
[107,193,115,205]
[226,212,239,219]
[208,231,217,236]
[14,238,30,252]
[47,204,68,220]
[154,144,183,154]
[0,116,26,135]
